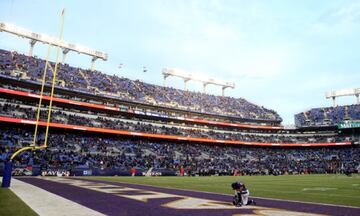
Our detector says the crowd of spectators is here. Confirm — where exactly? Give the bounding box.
[0,101,350,144]
[0,49,281,121]
[295,104,360,127]
[1,128,359,175]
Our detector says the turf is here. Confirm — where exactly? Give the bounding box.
[0,187,38,216]
[86,174,360,207]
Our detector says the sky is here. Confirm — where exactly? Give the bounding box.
[0,0,359,125]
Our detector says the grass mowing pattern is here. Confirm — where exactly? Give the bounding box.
[0,188,38,216]
[87,174,360,207]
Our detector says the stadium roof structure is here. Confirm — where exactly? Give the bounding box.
[326,88,360,106]
[162,68,235,96]
[0,21,108,70]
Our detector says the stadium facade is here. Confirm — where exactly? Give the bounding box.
[0,47,359,177]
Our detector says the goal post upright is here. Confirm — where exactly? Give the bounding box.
[44,8,66,148]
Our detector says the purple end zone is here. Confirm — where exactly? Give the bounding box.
[16,177,253,216]
[17,177,360,216]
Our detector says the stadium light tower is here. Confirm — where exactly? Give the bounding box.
[0,21,108,70]
[325,88,360,106]
[162,68,235,96]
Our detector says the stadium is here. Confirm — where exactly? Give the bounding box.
[0,1,360,216]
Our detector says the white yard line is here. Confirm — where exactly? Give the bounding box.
[7,178,105,216]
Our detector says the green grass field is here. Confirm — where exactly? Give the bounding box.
[0,188,38,216]
[86,174,360,207]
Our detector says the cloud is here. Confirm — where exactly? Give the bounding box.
[320,2,360,23]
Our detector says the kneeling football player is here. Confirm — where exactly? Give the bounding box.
[231,181,256,207]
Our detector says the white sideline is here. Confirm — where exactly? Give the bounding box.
[6,178,105,216]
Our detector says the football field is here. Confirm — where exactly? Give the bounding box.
[1,174,359,216]
[86,174,360,207]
